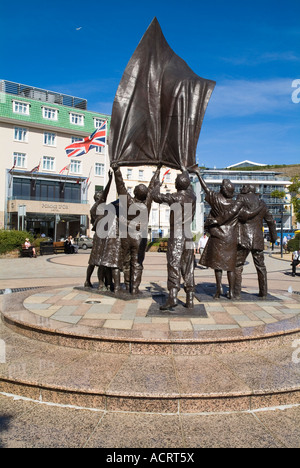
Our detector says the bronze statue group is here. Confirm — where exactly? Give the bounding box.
[81,19,278,310]
[84,163,277,311]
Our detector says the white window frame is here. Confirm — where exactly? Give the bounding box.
[13,152,27,169]
[151,208,159,226]
[127,169,133,180]
[14,127,28,142]
[44,132,56,146]
[138,170,144,181]
[70,159,82,174]
[95,145,105,154]
[94,118,105,129]
[95,162,105,177]
[13,100,30,115]
[71,136,83,144]
[70,112,84,126]
[42,156,55,172]
[42,106,58,121]
[164,208,170,222]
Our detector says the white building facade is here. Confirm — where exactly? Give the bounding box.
[0,80,113,239]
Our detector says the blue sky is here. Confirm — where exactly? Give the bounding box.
[1,0,299,168]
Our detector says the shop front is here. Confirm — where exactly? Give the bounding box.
[7,199,90,240]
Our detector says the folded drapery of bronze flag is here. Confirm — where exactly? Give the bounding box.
[108,17,216,170]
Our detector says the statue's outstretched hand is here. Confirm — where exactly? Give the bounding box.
[187,164,200,174]
[111,162,119,171]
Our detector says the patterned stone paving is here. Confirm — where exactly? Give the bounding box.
[23,285,300,332]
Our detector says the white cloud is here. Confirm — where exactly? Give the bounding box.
[221,52,300,66]
[207,78,296,118]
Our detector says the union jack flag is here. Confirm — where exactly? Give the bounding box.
[65,121,107,158]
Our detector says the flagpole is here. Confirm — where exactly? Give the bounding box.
[8,165,15,189]
[62,165,70,193]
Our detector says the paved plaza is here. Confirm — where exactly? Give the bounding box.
[0,250,300,448]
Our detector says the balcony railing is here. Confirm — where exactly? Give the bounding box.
[0,79,87,110]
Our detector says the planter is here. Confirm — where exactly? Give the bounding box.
[0,249,20,259]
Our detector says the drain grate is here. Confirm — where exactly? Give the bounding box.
[0,286,44,295]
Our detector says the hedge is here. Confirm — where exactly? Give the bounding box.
[0,230,34,255]
[287,234,300,253]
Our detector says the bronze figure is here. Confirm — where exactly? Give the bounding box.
[84,171,113,289]
[191,167,266,299]
[153,169,196,310]
[97,199,123,293]
[112,163,161,294]
[234,185,277,299]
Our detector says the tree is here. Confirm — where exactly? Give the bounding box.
[288,176,300,223]
[270,190,286,199]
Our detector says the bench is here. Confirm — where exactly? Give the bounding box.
[158,241,168,252]
[21,244,34,258]
[40,241,54,256]
[53,242,66,254]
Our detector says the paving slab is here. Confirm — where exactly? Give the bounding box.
[0,251,300,447]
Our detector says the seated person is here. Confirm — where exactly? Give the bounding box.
[64,236,75,254]
[24,238,37,258]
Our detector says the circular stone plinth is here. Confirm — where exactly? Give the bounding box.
[1,285,300,354]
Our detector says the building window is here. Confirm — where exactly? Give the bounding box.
[95,163,105,177]
[44,132,56,146]
[152,209,158,225]
[94,118,105,128]
[12,177,30,199]
[70,159,82,174]
[13,152,26,168]
[14,127,28,142]
[70,113,84,126]
[128,187,133,196]
[138,170,144,180]
[13,100,30,115]
[71,136,83,143]
[165,208,170,222]
[127,169,133,180]
[95,145,105,154]
[42,107,58,121]
[42,156,55,171]
[12,177,81,203]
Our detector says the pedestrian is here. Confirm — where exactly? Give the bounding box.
[292,250,300,277]
[283,236,288,254]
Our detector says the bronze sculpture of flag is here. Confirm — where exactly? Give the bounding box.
[108,17,216,170]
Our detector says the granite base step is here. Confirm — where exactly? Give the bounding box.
[1,318,299,414]
[2,288,300,356]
